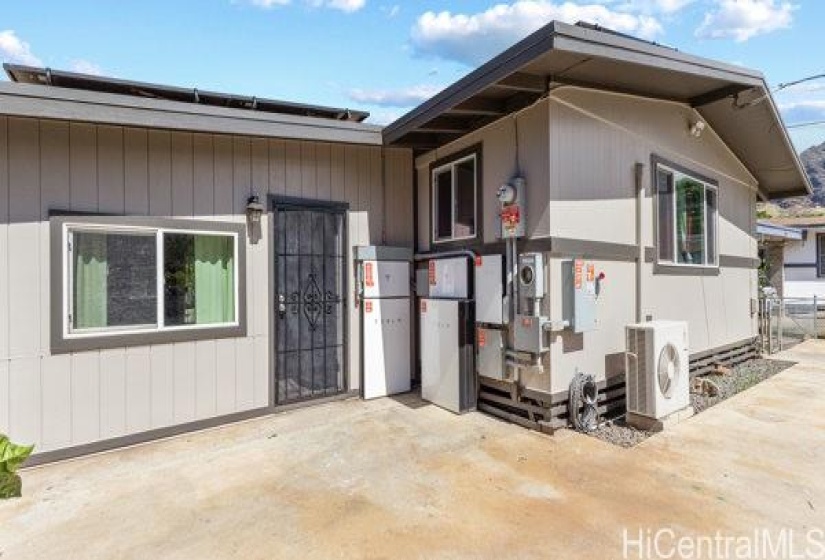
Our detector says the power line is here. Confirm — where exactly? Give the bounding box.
[787,120,825,129]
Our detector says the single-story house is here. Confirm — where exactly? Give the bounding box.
[756,219,803,298]
[0,21,810,461]
[759,216,825,299]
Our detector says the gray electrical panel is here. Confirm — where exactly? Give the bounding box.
[476,327,505,380]
[562,259,598,333]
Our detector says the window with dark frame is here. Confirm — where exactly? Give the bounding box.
[656,163,718,267]
[432,153,477,243]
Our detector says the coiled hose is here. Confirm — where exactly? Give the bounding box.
[569,372,598,432]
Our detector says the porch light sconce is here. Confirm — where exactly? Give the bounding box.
[689,120,706,138]
[246,194,265,244]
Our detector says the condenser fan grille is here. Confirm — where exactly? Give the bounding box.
[657,342,680,399]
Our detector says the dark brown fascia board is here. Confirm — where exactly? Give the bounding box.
[383,20,768,146]
[553,21,764,84]
[382,22,558,144]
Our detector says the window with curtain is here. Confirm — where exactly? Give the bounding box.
[656,163,718,267]
[67,226,238,336]
[432,152,477,243]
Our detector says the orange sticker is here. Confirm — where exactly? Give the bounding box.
[475,255,483,267]
[365,301,373,313]
[365,262,374,287]
[574,259,583,290]
[521,317,532,328]
[428,260,436,286]
[420,300,427,313]
[586,263,595,283]
[477,328,486,347]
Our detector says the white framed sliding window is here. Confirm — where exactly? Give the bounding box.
[432,152,478,244]
[655,162,719,268]
[51,216,246,353]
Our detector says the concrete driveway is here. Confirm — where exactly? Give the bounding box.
[1,342,823,559]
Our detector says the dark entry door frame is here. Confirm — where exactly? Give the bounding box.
[270,195,349,405]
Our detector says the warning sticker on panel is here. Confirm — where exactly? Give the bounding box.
[428,261,436,286]
[574,259,583,290]
[365,262,374,287]
[477,328,486,347]
[365,301,373,313]
[420,300,427,313]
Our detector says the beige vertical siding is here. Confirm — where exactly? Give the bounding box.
[414,87,758,395]
[0,116,413,454]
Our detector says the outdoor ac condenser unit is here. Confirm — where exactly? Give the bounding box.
[625,321,691,428]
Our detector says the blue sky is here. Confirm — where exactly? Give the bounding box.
[0,0,822,151]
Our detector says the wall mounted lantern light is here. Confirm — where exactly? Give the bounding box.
[246,194,265,244]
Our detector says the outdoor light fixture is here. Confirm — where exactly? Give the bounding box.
[689,120,706,138]
[245,194,265,244]
[246,194,264,225]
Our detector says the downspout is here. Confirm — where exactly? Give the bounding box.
[635,162,645,323]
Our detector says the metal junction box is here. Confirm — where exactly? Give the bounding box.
[562,259,598,333]
[476,326,505,380]
[474,254,505,325]
[513,314,551,354]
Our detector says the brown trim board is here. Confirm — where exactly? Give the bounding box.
[423,236,758,269]
[24,391,360,467]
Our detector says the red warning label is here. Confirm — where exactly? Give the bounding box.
[364,262,374,287]
[365,301,373,313]
[475,255,483,267]
[420,300,427,313]
[574,259,583,290]
[428,260,436,286]
[477,328,486,347]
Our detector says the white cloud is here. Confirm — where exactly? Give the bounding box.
[348,84,444,107]
[619,0,696,14]
[410,1,664,66]
[250,0,365,11]
[70,59,103,76]
[695,0,795,42]
[250,0,290,6]
[0,29,42,66]
[364,107,407,125]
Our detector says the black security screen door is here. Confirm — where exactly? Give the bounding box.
[274,200,347,404]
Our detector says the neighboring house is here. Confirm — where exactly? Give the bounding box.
[756,220,803,298]
[385,22,809,423]
[761,216,825,299]
[0,21,810,460]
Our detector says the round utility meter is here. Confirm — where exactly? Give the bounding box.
[497,183,517,205]
[657,342,681,399]
[520,264,535,286]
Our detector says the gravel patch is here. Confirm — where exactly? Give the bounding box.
[588,358,796,448]
[590,419,653,448]
[691,358,795,413]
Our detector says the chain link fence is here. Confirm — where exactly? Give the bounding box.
[759,295,823,354]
